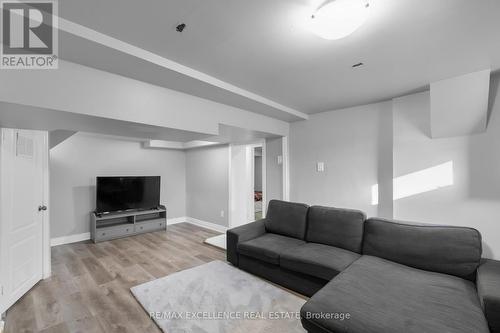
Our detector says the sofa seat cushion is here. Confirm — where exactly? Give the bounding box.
[280,243,361,280]
[237,233,305,265]
[301,255,489,333]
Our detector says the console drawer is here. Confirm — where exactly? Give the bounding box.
[135,219,166,234]
[95,224,134,242]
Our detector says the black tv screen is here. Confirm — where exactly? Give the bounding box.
[96,176,160,213]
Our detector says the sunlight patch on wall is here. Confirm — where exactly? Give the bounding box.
[372,161,454,205]
[371,184,379,205]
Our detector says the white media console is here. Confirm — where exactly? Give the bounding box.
[91,207,167,243]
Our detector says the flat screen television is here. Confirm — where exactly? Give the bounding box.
[96,176,160,213]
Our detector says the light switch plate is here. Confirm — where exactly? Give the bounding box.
[317,162,325,172]
[277,155,283,165]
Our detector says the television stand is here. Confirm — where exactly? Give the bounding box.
[90,207,167,243]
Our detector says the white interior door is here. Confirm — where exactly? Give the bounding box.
[0,128,47,314]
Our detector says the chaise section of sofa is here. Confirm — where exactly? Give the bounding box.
[301,255,489,333]
[301,217,489,333]
[477,258,500,333]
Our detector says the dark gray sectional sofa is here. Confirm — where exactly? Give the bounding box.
[226,200,500,333]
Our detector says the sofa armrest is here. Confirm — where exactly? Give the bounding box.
[477,259,500,333]
[226,219,266,266]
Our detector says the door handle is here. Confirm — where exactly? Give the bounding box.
[38,205,47,211]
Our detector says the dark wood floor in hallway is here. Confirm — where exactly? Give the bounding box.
[4,223,225,333]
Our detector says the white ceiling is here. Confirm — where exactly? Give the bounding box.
[58,32,305,122]
[58,0,500,116]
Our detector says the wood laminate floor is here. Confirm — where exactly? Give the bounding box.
[4,223,225,333]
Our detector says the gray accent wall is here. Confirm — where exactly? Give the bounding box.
[186,145,229,227]
[266,138,283,205]
[50,133,186,238]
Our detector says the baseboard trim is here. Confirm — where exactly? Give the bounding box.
[51,232,90,247]
[50,216,223,246]
[166,216,188,225]
[185,217,228,233]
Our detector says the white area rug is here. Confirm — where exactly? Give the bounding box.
[131,260,306,333]
[204,234,226,250]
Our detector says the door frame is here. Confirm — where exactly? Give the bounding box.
[41,131,51,279]
[228,139,267,228]
[0,129,51,315]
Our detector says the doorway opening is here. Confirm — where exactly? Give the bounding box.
[205,141,267,250]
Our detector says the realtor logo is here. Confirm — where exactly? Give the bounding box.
[1,0,58,69]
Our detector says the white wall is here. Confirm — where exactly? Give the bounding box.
[289,77,500,259]
[290,102,393,217]
[186,145,229,227]
[393,89,500,259]
[50,133,186,238]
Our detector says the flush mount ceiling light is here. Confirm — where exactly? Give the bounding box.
[308,0,370,40]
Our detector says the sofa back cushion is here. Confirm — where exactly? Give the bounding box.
[265,200,309,239]
[362,218,482,280]
[306,206,366,253]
